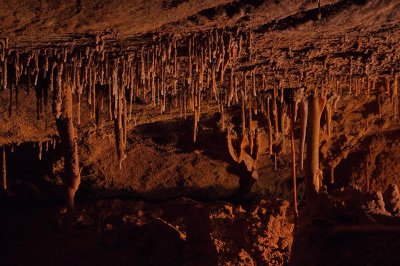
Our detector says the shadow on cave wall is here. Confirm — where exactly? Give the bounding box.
[3,142,63,198]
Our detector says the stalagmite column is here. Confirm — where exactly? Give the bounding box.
[53,64,80,211]
[306,92,326,202]
[114,62,127,169]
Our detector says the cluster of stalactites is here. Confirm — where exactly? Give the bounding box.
[134,29,252,142]
[0,138,58,191]
[185,28,251,141]
[1,29,399,170]
[0,29,252,165]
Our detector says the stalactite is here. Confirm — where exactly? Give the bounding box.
[392,73,398,119]
[188,38,193,90]
[348,58,353,94]
[234,74,238,103]
[193,107,199,143]
[3,28,398,209]
[293,88,304,121]
[317,0,322,20]
[299,98,308,171]
[248,29,252,61]
[38,141,43,161]
[290,105,298,227]
[266,96,273,156]
[371,77,377,94]
[91,65,97,119]
[378,86,385,119]
[325,101,332,138]
[1,146,6,191]
[252,69,256,97]
[241,89,246,132]
[211,64,217,100]
[2,56,7,91]
[228,69,234,107]
[305,92,326,202]
[248,101,255,154]
[220,97,225,131]
[238,34,243,57]
[385,76,390,95]
[330,164,336,184]
[280,102,288,145]
[273,83,279,139]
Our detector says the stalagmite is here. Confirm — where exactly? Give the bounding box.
[226,124,260,193]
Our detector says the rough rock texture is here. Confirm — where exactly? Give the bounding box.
[0,197,294,266]
[209,199,294,265]
[1,0,400,265]
[291,185,400,266]
[383,184,400,216]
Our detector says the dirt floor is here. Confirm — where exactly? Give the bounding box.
[0,197,294,266]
